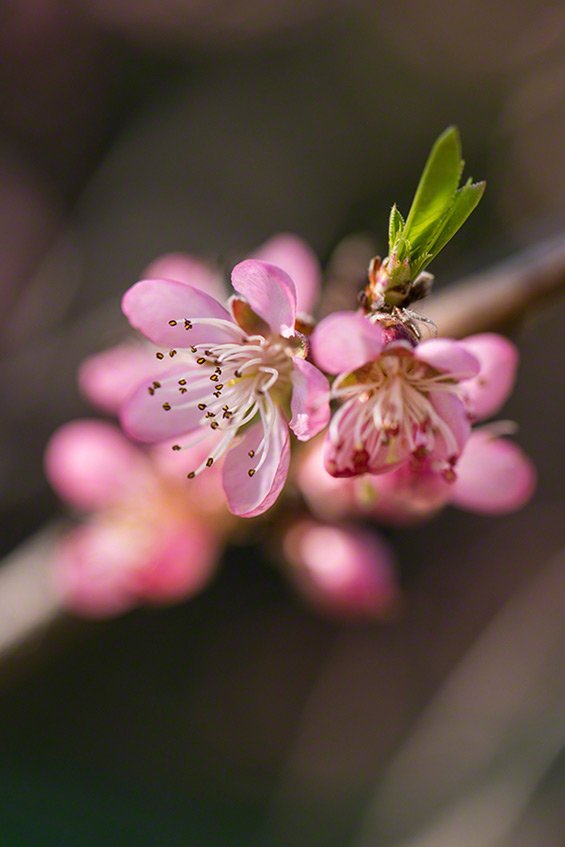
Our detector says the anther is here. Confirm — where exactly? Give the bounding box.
[248,450,255,458]
[204,350,213,357]
[156,352,165,360]
[205,411,216,418]
[178,378,187,385]
[172,445,181,451]
[179,387,187,394]
[184,320,192,330]
[248,469,256,477]
[210,421,219,430]
[187,471,195,479]
[196,357,206,365]
[216,384,224,391]
[190,346,197,353]
[148,387,155,395]
[169,349,177,357]
[210,374,219,382]
[197,403,207,410]
[168,319,177,327]
[153,381,161,388]
[162,402,171,411]
[213,391,221,397]
[206,458,214,468]
[215,366,222,374]
[234,370,242,378]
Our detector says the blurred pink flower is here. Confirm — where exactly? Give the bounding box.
[121,251,329,517]
[45,419,221,617]
[283,520,399,620]
[311,312,480,478]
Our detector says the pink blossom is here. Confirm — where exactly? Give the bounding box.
[311,311,479,478]
[121,258,329,517]
[45,420,220,617]
[283,520,399,620]
[459,333,519,421]
[297,427,535,526]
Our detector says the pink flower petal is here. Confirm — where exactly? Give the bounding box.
[252,233,321,315]
[451,431,536,514]
[132,522,218,603]
[45,420,143,510]
[231,259,296,338]
[459,333,519,421]
[415,338,480,378]
[53,524,137,618]
[283,521,399,619]
[122,278,234,348]
[311,311,384,375]
[222,410,290,517]
[289,357,330,441]
[428,391,471,462]
[369,463,452,526]
[296,439,355,519]
[78,342,161,414]
[143,252,225,300]
[120,366,209,443]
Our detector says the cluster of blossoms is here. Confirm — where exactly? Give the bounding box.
[45,130,536,620]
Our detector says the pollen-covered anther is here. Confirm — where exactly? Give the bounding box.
[210,421,219,430]
[156,352,164,360]
[196,357,206,365]
[206,458,214,468]
[178,378,187,386]
[187,471,195,479]
[169,349,177,357]
[168,319,177,327]
[184,320,192,330]
[210,374,219,382]
[248,469,256,477]
[162,402,171,411]
[197,403,206,410]
[442,467,457,483]
[248,450,255,458]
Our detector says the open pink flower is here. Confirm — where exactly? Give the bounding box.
[282,520,399,620]
[45,420,220,617]
[311,312,479,478]
[121,258,329,517]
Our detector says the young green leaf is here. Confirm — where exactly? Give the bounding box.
[388,204,405,253]
[426,179,486,266]
[402,126,463,254]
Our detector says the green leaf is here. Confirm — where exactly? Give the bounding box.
[388,204,405,252]
[426,179,486,265]
[402,126,463,253]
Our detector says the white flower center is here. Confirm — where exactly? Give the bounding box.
[162,317,293,478]
[330,352,463,470]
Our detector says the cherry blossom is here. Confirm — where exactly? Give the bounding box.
[44,420,222,617]
[311,311,480,479]
[121,257,330,517]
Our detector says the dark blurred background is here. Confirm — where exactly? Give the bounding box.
[0,2,564,845]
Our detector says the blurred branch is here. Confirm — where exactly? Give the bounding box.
[422,234,565,337]
[0,526,64,671]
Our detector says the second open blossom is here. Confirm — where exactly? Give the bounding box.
[121,259,329,517]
